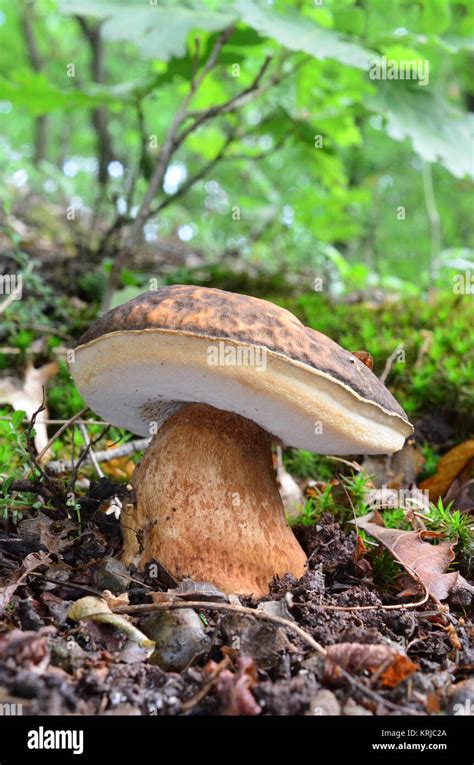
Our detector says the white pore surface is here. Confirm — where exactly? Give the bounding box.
[72,330,411,455]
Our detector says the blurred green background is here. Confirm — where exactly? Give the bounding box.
[0,0,473,434]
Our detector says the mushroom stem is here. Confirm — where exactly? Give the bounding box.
[121,403,307,597]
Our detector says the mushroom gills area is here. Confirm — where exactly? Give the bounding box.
[122,403,307,597]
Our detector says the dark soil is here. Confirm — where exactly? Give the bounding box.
[0,494,472,717]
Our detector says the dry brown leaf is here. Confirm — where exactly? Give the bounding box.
[357,517,474,602]
[324,643,418,688]
[212,656,261,716]
[102,441,135,480]
[420,440,474,502]
[0,551,51,615]
[379,654,420,688]
[0,361,58,460]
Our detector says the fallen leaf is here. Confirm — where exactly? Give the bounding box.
[68,596,154,649]
[325,642,392,676]
[379,654,420,688]
[420,440,474,502]
[0,361,58,460]
[324,643,418,688]
[212,656,261,716]
[0,551,51,615]
[0,627,55,674]
[357,517,474,602]
[102,441,135,480]
[102,590,130,608]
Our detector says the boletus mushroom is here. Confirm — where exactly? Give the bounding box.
[71,285,413,597]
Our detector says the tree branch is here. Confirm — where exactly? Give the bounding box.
[21,0,48,164]
[76,16,114,186]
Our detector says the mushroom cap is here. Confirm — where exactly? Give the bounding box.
[72,285,413,455]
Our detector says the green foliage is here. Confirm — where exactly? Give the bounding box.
[419,443,441,481]
[289,486,336,527]
[0,410,41,523]
[0,0,471,289]
[283,449,334,482]
[426,498,474,550]
[370,546,404,587]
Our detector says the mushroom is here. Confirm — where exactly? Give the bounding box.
[71,285,413,596]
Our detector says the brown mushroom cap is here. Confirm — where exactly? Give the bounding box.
[72,285,413,455]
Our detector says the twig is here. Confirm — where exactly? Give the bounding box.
[0,417,108,425]
[150,131,236,216]
[422,161,441,283]
[45,438,150,475]
[181,656,232,711]
[112,599,326,656]
[326,455,372,478]
[176,55,273,147]
[380,345,403,384]
[124,25,235,254]
[78,423,104,479]
[67,423,111,493]
[35,407,89,464]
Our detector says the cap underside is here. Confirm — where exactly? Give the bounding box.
[72,329,412,455]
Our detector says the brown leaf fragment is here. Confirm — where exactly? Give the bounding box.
[213,656,261,716]
[420,440,474,502]
[357,517,474,602]
[0,551,51,615]
[379,654,419,688]
[325,642,417,688]
[352,351,374,370]
[0,627,55,674]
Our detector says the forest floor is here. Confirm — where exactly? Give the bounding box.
[0,455,472,717]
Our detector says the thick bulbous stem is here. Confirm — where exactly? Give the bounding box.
[121,403,307,596]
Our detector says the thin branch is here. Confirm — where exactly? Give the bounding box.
[422,161,441,283]
[45,438,150,475]
[176,55,273,147]
[124,25,235,253]
[78,423,104,479]
[150,131,235,216]
[380,345,403,384]
[35,407,89,464]
[112,599,326,655]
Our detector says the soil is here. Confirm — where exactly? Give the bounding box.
[0,495,472,717]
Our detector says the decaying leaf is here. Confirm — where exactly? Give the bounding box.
[101,441,135,480]
[362,438,425,490]
[0,551,52,616]
[210,655,261,716]
[0,361,58,460]
[0,627,55,674]
[420,440,474,502]
[324,642,418,688]
[357,517,474,602]
[68,596,155,649]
